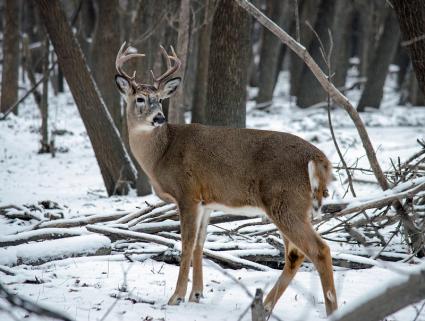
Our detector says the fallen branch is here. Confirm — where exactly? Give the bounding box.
[86,225,270,271]
[0,234,111,267]
[0,228,83,247]
[330,264,425,321]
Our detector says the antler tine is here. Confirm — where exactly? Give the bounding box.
[152,45,181,88]
[115,42,145,82]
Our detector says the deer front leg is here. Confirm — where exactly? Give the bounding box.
[189,208,211,302]
[168,202,201,305]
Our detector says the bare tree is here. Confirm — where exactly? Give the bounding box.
[192,0,215,124]
[296,0,336,108]
[1,0,21,115]
[35,0,137,196]
[205,0,251,128]
[91,0,122,130]
[393,0,425,97]
[256,0,287,107]
[357,8,400,111]
[168,0,191,124]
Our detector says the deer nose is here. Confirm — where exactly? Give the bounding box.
[153,113,166,125]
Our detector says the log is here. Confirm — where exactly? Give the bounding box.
[0,235,111,267]
[130,212,256,234]
[86,225,270,271]
[330,264,425,321]
[0,228,83,247]
[36,211,131,229]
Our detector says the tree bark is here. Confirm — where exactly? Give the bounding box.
[392,0,425,97]
[296,0,336,108]
[1,0,21,115]
[192,0,215,124]
[39,37,50,153]
[91,0,122,131]
[256,0,287,106]
[205,0,251,128]
[168,0,191,124]
[331,0,354,88]
[35,0,137,196]
[357,8,400,111]
[289,0,320,97]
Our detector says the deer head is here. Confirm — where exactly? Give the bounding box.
[115,42,181,130]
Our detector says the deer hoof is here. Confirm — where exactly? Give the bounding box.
[168,294,184,305]
[189,291,203,303]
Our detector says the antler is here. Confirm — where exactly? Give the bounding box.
[115,42,145,83]
[150,45,181,88]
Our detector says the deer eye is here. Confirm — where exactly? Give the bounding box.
[136,97,145,103]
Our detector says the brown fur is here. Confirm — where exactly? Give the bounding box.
[117,61,337,316]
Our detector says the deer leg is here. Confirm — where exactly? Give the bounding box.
[168,202,201,305]
[264,235,305,314]
[281,220,338,316]
[189,208,211,303]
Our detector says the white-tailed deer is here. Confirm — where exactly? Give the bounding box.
[115,42,338,316]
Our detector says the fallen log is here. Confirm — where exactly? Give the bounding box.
[0,234,111,267]
[36,211,131,229]
[130,212,256,234]
[86,225,270,271]
[0,228,84,247]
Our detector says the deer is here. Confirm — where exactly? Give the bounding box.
[114,42,338,316]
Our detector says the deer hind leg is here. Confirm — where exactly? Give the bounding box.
[264,235,305,314]
[189,208,211,303]
[168,202,201,305]
[280,219,338,316]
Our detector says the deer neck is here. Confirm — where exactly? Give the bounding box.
[127,112,170,178]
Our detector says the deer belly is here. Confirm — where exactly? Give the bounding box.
[203,203,266,217]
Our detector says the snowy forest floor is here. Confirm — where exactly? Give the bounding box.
[1,69,425,321]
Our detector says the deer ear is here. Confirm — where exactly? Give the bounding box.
[159,77,181,99]
[115,75,134,96]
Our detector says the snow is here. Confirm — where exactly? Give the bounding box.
[1,67,424,320]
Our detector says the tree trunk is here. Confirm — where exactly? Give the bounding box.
[39,38,50,153]
[168,0,191,124]
[35,0,137,196]
[205,0,251,128]
[256,0,287,106]
[191,0,215,124]
[331,0,354,89]
[1,0,21,115]
[76,0,95,62]
[392,0,425,97]
[357,8,400,111]
[91,0,121,131]
[289,0,321,97]
[296,0,336,108]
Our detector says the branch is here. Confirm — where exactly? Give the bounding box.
[0,282,73,321]
[330,264,425,321]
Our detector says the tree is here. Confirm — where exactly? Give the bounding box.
[296,0,336,108]
[1,0,21,115]
[331,0,354,89]
[167,0,191,124]
[357,8,400,111]
[192,0,215,124]
[205,0,251,128]
[392,0,425,97]
[91,0,121,130]
[256,0,287,106]
[35,0,137,196]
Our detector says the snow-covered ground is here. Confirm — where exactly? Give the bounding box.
[1,69,424,321]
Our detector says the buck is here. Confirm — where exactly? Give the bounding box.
[114,42,338,316]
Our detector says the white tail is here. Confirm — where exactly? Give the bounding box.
[114,43,337,316]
